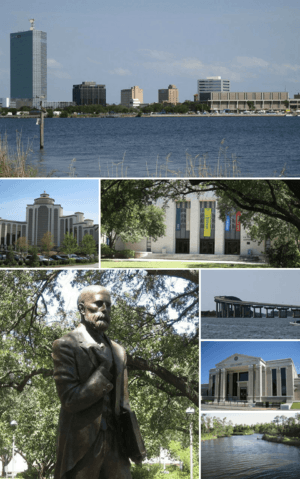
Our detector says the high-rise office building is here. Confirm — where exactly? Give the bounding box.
[158,85,179,104]
[10,19,47,107]
[72,82,106,106]
[121,86,143,107]
[198,77,230,94]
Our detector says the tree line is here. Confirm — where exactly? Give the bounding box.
[201,414,300,440]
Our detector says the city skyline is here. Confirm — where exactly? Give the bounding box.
[0,0,299,104]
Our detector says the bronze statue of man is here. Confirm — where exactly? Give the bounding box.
[52,285,145,479]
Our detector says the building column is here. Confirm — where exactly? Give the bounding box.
[255,364,262,402]
[229,372,233,398]
[220,368,226,401]
[286,365,294,403]
[215,200,225,254]
[248,365,254,402]
[4,224,7,245]
[214,369,220,402]
[266,367,272,397]
[277,367,281,398]
[208,373,213,397]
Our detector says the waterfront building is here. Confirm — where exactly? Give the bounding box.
[0,98,10,108]
[72,82,106,106]
[111,192,265,258]
[0,192,98,248]
[158,85,179,104]
[10,19,47,108]
[129,98,141,108]
[121,86,143,107]
[199,91,289,112]
[198,77,230,101]
[202,353,300,407]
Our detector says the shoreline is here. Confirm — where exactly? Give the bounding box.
[262,434,300,447]
[0,113,297,119]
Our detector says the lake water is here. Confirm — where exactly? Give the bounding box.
[1,116,299,177]
[201,433,300,479]
[201,316,300,339]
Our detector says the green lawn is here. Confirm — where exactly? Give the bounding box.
[291,402,300,409]
[101,259,270,269]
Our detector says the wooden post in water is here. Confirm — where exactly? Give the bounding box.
[40,100,44,149]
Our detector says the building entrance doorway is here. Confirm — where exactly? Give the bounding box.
[176,239,189,254]
[200,239,214,254]
[225,239,240,255]
[240,388,247,400]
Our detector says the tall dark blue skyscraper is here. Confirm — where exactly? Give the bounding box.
[10,20,47,105]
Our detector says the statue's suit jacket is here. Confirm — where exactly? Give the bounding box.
[52,323,131,479]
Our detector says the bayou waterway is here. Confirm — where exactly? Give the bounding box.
[1,116,299,177]
[201,433,300,479]
[201,316,300,339]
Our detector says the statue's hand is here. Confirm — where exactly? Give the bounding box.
[90,345,112,370]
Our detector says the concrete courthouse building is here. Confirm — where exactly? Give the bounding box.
[202,354,300,408]
[0,192,98,248]
[114,192,265,259]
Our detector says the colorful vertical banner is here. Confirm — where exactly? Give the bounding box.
[176,207,181,231]
[204,208,211,237]
[236,211,241,232]
[225,214,231,231]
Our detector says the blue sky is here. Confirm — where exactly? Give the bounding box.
[201,341,300,383]
[201,270,300,312]
[1,0,300,103]
[0,179,99,223]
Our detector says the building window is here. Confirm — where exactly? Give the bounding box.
[233,373,237,396]
[212,375,215,396]
[226,373,230,397]
[281,368,286,396]
[239,372,248,381]
[272,369,277,396]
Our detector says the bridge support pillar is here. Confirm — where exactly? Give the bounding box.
[265,307,275,318]
[292,309,300,318]
[278,308,288,318]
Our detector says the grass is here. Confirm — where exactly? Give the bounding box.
[101,259,269,268]
[262,434,300,447]
[0,132,38,177]
[291,402,300,409]
[99,140,240,177]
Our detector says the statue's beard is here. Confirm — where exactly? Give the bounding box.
[84,312,110,332]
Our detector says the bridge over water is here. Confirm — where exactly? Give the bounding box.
[214,296,300,318]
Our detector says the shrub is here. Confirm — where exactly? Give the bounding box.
[115,249,135,258]
[68,258,77,265]
[101,244,115,257]
[28,247,40,267]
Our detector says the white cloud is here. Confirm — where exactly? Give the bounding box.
[47,58,63,69]
[109,68,131,76]
[235,56,270,68]
[140,51,300,83]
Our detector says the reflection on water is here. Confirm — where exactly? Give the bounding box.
[201,434,300,479]
[201,317,300,339]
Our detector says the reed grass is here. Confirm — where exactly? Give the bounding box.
[99,140,240,177]
[0,133,38,177]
